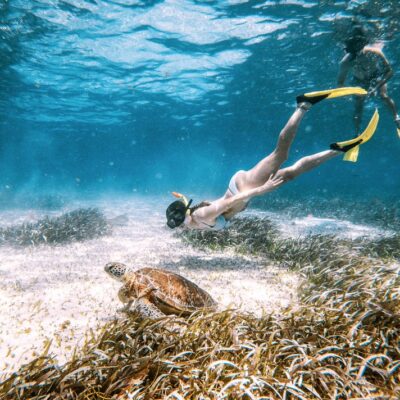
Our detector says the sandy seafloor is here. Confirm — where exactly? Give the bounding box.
[0,196,387,374]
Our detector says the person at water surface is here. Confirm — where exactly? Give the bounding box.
[166,88,379,231]
[337,27,400,136]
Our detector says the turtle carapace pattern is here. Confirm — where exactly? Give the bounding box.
[104,263,217,318]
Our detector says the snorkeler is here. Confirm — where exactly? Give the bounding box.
[337,27,400,137]
[166,87,379,231]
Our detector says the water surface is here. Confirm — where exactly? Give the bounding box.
[1,0,399,202]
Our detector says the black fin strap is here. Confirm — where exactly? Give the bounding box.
[186,199,193,213]
[330,138,362,153]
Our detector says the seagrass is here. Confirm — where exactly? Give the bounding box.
[0,208,110,246]
[252,194,400,231]
[1,214,399,399]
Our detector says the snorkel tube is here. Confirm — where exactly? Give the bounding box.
[166,192,193,229]
[171,192,191,207]
[344,26,368,59]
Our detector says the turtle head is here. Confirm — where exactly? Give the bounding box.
[104,262,128,281]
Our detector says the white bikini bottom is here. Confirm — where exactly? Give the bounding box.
[228,170,245,195]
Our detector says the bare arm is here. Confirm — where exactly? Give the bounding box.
[337,55,352,86]
[192,175,284,221]
[224,174,284,208]
[367,48,393,94]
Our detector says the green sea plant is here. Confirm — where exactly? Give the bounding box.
[0,208,110,246]
[1,216,399,399]
[179,216,279,253]
[253,194,400,232]
[359,234,400,261]
[179,216,354,270]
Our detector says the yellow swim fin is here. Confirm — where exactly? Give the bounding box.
[296,87,367,106]
[343,145,359,162]
[397,127,400,139]
[330,109,379,162]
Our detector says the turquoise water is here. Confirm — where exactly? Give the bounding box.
[1,0,399,202]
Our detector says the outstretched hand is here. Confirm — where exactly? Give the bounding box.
[261,173,284,193]
[367,87,377,98]
[367,79,380,98]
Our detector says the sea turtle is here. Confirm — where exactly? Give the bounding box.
[104,262,217,318]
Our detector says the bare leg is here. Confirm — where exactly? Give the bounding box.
[354,96,365,134]
[379,84,400,123]
[118,287,133,311]
[237,106,309,191]
[274,150,340,184]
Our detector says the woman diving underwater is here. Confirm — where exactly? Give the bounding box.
[166,87,379,231]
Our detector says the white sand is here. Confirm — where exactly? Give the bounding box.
[0,196,383,374]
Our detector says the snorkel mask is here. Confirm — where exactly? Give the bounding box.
[166,192,193,229]
[345,36,367,55]
[344,26,368,56]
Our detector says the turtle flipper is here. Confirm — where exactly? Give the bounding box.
[135,298,165,318]
[118,300,133,313]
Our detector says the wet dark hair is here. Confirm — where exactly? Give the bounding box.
[166,200,210,229]
[189,201,211,214]
[345,36,368,55]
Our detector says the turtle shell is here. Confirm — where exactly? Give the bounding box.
[124,268,217,316]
